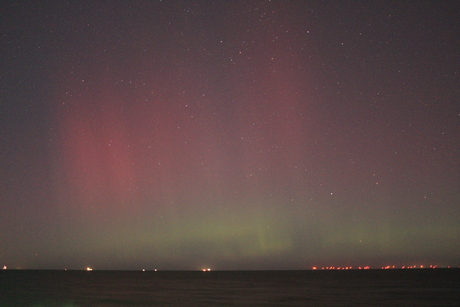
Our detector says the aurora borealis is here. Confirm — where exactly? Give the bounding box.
[1,1,459,270]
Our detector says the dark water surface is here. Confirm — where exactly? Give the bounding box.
[1,269,459,306]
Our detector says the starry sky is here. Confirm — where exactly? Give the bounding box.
[1,1,459,270]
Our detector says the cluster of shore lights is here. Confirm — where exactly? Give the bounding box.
[383,265,438,269]
[312,266,368,270]
[312,265,440,270]
[202,268,212,272]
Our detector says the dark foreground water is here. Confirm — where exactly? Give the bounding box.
[1,269,459,306]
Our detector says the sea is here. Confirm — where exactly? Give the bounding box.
[1,269,459,306]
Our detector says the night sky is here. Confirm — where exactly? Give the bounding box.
[1,1,459,270]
